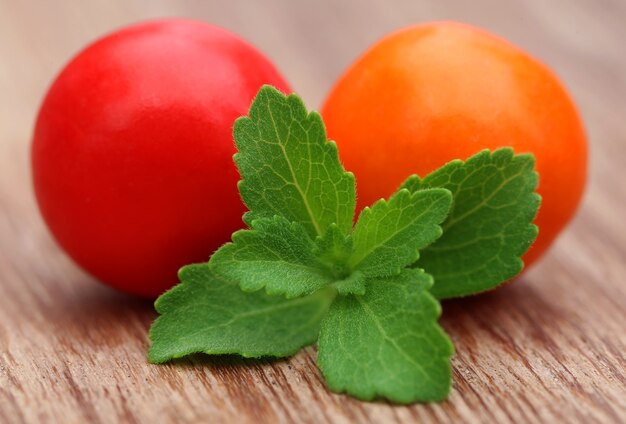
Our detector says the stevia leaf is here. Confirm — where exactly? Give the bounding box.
[149,264,333,363]
[234,85,355,238]
[334,271,366,296]
[348,188,452,278]
[313,223,353,267]
[209,216,335,299]
[312,224,364,295]
[401,148,540,299]
[317,268,453,403]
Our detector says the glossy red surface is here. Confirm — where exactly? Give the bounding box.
[32,19,291,298]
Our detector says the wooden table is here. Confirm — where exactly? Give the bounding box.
[1,1,625,422]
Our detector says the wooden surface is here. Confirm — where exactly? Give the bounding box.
[1,1,625,423]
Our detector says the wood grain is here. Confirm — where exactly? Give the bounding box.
[1,0,625,423]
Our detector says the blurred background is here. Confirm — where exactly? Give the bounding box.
[2,0,625,125]
[1,1,625,423]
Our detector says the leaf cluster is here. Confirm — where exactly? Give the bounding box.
[148,86,540,404]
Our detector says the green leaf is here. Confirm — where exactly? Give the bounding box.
[348,188,452,278]
[309,225,366,296]
[334,271,366,296]
[317,269,453,404]
[209,216,334,298]
[234,85,355,238]
[149,264,333,363]
[313,224,353,267]
[313,223,352,273]
[401,148,540,299]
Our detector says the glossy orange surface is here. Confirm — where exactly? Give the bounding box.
[322,22,587,268]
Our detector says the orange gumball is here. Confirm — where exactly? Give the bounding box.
[322,22,587,269]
